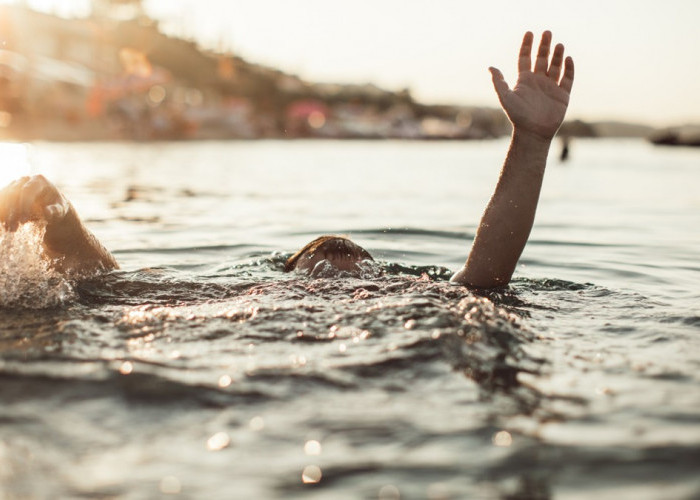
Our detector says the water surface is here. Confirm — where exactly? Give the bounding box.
[1,139,699,499]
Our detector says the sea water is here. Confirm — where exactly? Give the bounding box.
[0,139,698,499]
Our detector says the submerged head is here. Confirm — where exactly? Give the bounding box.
[284,235,373,273]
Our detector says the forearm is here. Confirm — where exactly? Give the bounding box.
[43,205,118,276]
[452,130,551,288]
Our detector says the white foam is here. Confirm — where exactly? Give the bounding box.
[0,223,75,309]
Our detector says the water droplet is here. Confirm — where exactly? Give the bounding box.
[301,465,322,484]
[304,440,322,455]
[492,430,512,447]
[218,375,232,388]
[249,416,265,432]
[206,431,231,451]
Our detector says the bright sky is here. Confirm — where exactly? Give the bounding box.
[7,0,700,126]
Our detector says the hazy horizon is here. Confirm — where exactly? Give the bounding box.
[4,0,700,127]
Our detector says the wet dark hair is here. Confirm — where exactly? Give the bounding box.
[284,235,373,272]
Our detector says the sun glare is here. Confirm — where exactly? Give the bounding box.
[0,143,31,189]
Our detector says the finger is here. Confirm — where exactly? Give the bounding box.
[559,56,575,94]
[548,43,565,82]
[0,203,9,230]
[489,66,510,104]
[518,31,534,72]
[23,175,52,202]
[534,31,552,74]
[18,177,49,221]
[5,204,20,232]
[0,180,25,231]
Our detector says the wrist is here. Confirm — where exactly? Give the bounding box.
[43,204,86,254]
[503,128,553,177]
[511,128,554,149]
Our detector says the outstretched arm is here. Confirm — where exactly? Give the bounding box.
[0,175,118,276]
[451,31,574,288]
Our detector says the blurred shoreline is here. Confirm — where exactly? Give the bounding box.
[0,4,693,145]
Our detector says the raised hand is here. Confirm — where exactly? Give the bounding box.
[0,175,72,232]
[451,31,575,288]
[489,31,574,141]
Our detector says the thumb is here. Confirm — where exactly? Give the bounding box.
[488,66,510,102]
[44,203,68,221]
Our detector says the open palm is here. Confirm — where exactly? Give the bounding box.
[490,31,574,141]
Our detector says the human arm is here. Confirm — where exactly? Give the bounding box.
[451,31,574,288]
[0,175,118,276]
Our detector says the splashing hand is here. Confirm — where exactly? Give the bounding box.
[0,175,118,275]
[0,175,72,232]
[489,31,574,141]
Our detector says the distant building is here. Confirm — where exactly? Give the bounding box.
[0,3,509,141]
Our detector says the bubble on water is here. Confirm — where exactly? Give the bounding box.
[0,224,75,309]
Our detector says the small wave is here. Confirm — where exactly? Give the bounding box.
[0,224,75,309]
[0,365,266,408]
[344,227,472,240]
[2,254,574,420]
[114,243,257,255]
[383,262,454,280]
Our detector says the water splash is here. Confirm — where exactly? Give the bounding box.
[307,258,383,279]
[0,223,75,309]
